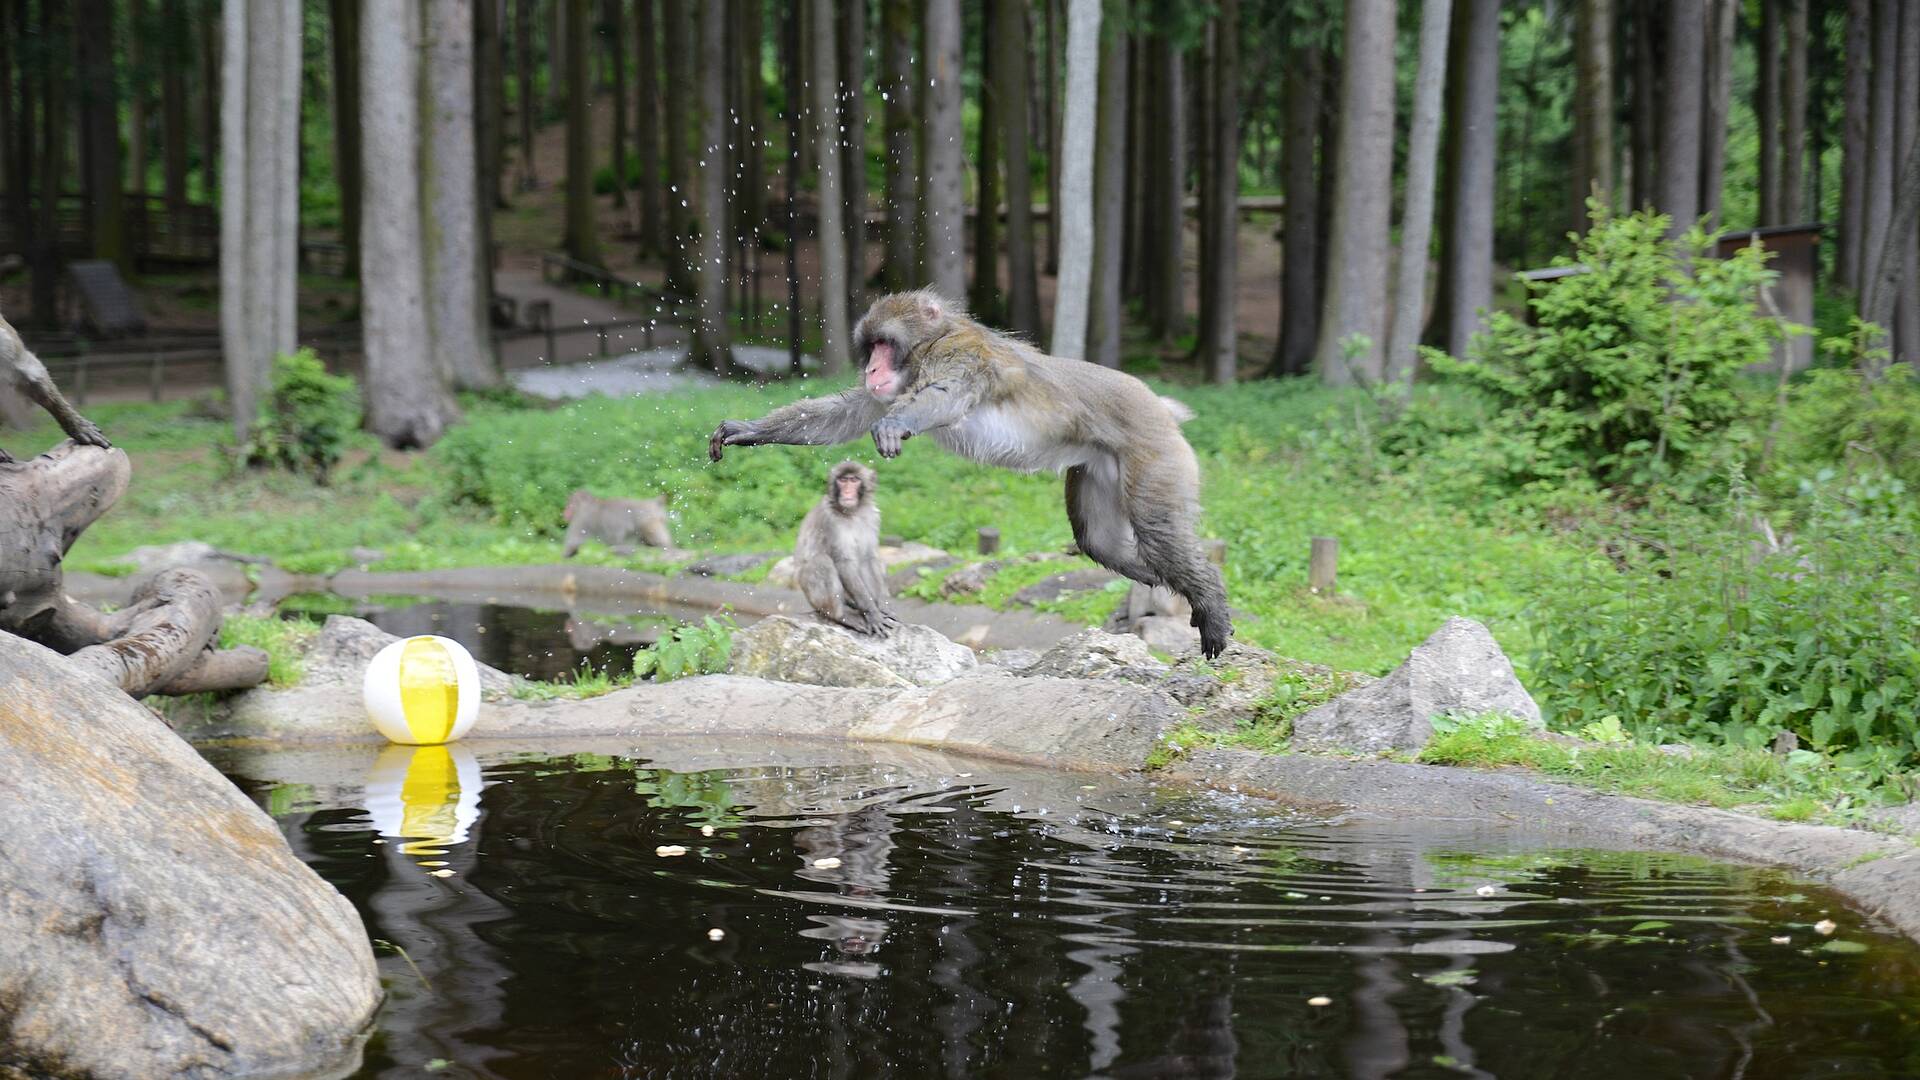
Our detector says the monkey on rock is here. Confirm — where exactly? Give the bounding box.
[794,461,899,637]
[709,290,1232,658]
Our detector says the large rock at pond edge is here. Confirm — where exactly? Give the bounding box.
[1292,617,1542,754]
[0,634,378,1079]
[1022,627,1166,680]
[168,615,519,742]
[730,614,978,688]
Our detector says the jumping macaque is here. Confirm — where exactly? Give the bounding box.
[709,291,1232,657]
[0,311,111,463]
[793,461,898,637]
[561,490,674,556]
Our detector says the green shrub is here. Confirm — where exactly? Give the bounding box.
[1527,481,1920,772]
[1770,361,1920,501]
[1427,207,1780,492]
[242,349,362,482]
[634,616,735,682]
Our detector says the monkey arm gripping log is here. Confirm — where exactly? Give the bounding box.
[0,443,269,697]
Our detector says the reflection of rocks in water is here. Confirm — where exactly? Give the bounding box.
[365,601,644,681]
[800,915,891,978]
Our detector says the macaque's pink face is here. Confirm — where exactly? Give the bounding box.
[836,475,865,510]
[563,493,582,522]
[865,341,906,400]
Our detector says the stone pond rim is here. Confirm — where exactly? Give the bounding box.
[166,614,1920,948]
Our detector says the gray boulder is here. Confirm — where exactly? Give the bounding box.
[680,551,779,578]
[730,614,978,688]
[1130,614,1203,655]
[1292,617,1542,754]
[167,615,518,742]
[1022,627,1166,680]
[0,634,378,1079]
[886,556,958,594]
[1010,567,1122,607]
[938,560,1004,598]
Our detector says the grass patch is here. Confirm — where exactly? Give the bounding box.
[217,613,319,688]
[1144,722,1212,771]
[509,661,632,701]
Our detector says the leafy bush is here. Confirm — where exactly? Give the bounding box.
[1427,208,1779,492]
[634,616,735,682]
[1770,361,1920,501]
[1527,481,1920,772]
[242,349,363,482]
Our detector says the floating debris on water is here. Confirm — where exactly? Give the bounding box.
[1307,996,1332,1007]
[1476,884,1499,897]
[428,869,455,878]
[701,825,716,837]
[656,845,689,857]
[1814,919,1838,936]
[708,928,726,942]
[812,857,843,869]
[1771,936,1792,945]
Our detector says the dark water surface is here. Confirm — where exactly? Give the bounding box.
[280,597,672,682]
[215,741,1920,1080]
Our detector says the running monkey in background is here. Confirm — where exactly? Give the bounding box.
[708,290,1231,658]
[561,490,674,556]
[793,461,898,637]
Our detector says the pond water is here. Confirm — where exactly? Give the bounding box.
[214,740,1920,1080]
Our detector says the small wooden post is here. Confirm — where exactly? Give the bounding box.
[74,355,90,405]
[1202,538,1226,566]
[597,325,609,356]
[149,355,165,402]
[1309,537,1338,594]
[977,526,1001,555]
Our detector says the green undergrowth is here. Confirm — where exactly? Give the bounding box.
[509,662,632,701]
[217,613,318,689]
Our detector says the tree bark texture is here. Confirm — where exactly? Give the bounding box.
[1782,0,1808,221]
[1432,0,1498,361]
[921,0,966,304]
[691,0,736,374]
[812,0,851,375]
[75,0,125,268]
[881,0,919,289]
[330,0,363,278]
[1842,0,1870,288]
[1865,0,1896,302]
[563,0,602,265]
[1086,14,1129,368]
[1389,0,1452,382]
[516,0,538,187]
[220,0,300,444]
[161,0,190,210]
[662,0,694,284]
[634,0,664,252]
[606,0,628,209]
[1659,0,1704,236]
[1572,0,1613,232]
[995,0,1040,338]
[1199,0,1239,384]
[0,445,267,697]
[1893,0,1920,360]
[971,0,1003,322]
[1316,0,1395,385]
[839,0,869,313]
[1274,36,1323,376]
[1146,21,1183,343]
[361,0,457,449]
[1758,0,1782,224]
[1699,0,1735,227]
[1048,0,1099,359]
[423,0,499,390]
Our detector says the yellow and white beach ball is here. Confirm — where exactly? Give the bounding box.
[364,742,483,858]
[363,635,481,745]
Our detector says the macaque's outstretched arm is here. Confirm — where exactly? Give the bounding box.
[870,379,979,458]
[708,390,886,461]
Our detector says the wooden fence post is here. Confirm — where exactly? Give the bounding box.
[977,527,1001,555]
[1309,537,1338,593]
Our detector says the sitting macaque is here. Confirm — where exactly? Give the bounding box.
[709,290,1232,657]
[562,490,673,556]
[0,310,111,463]
[794,461,898,637]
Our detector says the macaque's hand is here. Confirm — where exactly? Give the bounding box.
[67,417,112,449]
[0,446,15,464]
[861,609,895,637]
[871,417,910,459]
[708,420,752,462]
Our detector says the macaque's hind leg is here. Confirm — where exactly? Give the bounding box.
[1064,461,1154,584]
[1108,456,1233,659]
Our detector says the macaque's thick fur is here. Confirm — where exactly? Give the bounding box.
[710,290,1232,657]
[794,461,899,636]
[0,310,111,462]
[562,490,674,556]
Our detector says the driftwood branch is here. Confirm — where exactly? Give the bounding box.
[0,443,268,697]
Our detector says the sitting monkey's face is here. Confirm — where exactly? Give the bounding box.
[853,291,953,402]
[828,461,876,514]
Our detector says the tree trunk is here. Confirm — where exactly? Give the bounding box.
[563,0,602,266]
[1316,0,1395,384]
[811,0,850,374]
[737,0,765,241]
[516,0,537,188]
[1086,11,1128,368]
[1842,0,1869,288]
[31,2,65,327]
[1273,35,1322,376]
[1388,0,1452,383]
[128,0,149,196]
[1122,35,1146,305]
[1782,0,1808,222]
[1194,23,1215,371]
[424,0,499,390]
[1658,0,1703,235]
[971,2,1003,322]
[1146,18,1183,343]
[362,0,457,449]
[76,0,125,268]
[1572,0,1613,231]
[1894,0,1920,359]
[198,2,217,202]
[1048,0,1099,358]
[634,0,663,253]
[1629,0,1657,211]
[221,0,300,443]
[662,0,693,285]
[691,0,736,374]
[783,0,802,371]
[1699,0,1734,227]
[477,0,506,210]
[1757,0,1781,224]
[331,0,362,278]
[1861,89,1920,351]
[921,0,966,303]
[1199,0,1238,384]
[1865,0,1896,301]
[881,0,918,290]
[839,0,868,310]
[995,0,1040,338]
[606,0,628,208]
[1044,0,1060,275]
[1431,0,1498,360]
[549,0,567,115]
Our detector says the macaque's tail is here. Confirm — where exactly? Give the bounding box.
[1159,397,1196,425]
